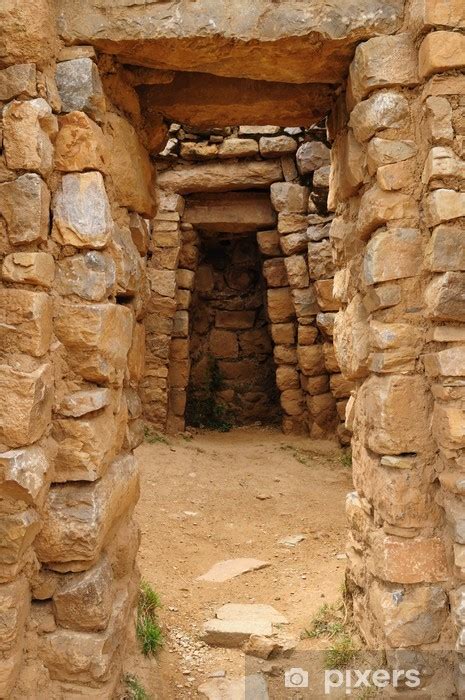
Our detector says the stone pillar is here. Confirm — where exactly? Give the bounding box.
[0,23,153,692]
[332,3,465,690]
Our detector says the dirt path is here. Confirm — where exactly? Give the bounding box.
[125,426,353,698]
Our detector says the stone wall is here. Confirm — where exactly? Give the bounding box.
[331,1,465,692]
[148,125,353,438]
[0,21,152,696]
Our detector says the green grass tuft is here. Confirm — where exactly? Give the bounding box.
[124,674,150,700]
[136,580,163,656]
[144,427,169,444]
[324,633,358,669]
[340,449,352,468]
[303,601,344,639]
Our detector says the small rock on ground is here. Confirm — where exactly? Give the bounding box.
[197,558,270,582]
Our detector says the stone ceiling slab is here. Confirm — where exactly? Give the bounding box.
[56,0,404,85]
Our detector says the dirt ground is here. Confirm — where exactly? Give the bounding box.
[124,426,353,698]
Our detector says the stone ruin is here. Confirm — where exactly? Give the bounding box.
[0,0,464,696]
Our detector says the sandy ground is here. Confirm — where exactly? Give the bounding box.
[124,426,353,698]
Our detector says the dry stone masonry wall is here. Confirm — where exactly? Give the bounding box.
[331,2,465,693]
[0,27,153,698]
[149,125,352,438]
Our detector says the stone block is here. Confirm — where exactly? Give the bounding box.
[307,239,334,280]
[35,454,139,570]
[55,251,115,302]
[315,279,339,312]
[373,464,440,528]
[202,619,272,647]
[3,98,56,176]
[39,582,136,685]
[369,534,448,584]
[419,32,465,79]
[54,111,107,172]
[263,258,288,288]
[361,374,432,455]
[53,402,126,482]
[148,269,176,298]
[53,556,114,632]
[169,389,186,417]
[0,508,41,584]
[329,374,354,399]
[270,323,295,346]
[0,576,29,696]
[323,343,339,373]
[278,212,308,235]
[425,96,453,144]
[0,446,50,507]
[420,0,465,27]
[129,213,150,256]
[176,268,195,290]
[276,366,300,391]
[328,130,365,206]
[270,183,309,213]
[363,228,422,283]
[284,255,309,289]
[173,310,189,338]
[218,138,259,159]
[369,581,447,647]
[210,329,238,359]
[0,64,36,101]
[298,325,318,345]
[357,187,418,239]
[273,345,297,365]
[296,141,330,175]
[333,295,370,380]
[350,34,418,102]
[281,156,298,182]
[0,289,52,357]
[180,141,218,160]
[425,272,465,321]
[349,90,409,143]
[422,146,465,185]
[2,252,54,288]
[280,231,309,256]
[280,388,305,416]
[376,161,413,191]
[291,287,318,319]
[215,310,255,329]
[256,230,280,257]
[425,189,465,227]
[424,347,465,378]
[426,225,465,272]
[259,135,297,158]
[58,389,112,418]
[54,302,134,384]
[0,174,50,246]
[313,165,330,189]
[55,58,105,120]
[0,364,52,448]
[367,138,417,175]
[297,345,325,376]
[157,159,282,194]
[104,113,154,216]
[52,171,113,249]
[316,312,336,337]
[433,403,465,450]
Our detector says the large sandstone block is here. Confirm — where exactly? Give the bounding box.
[107,226,145,297]
[183,192,276,233]
[357,187,418,239]
[0,64,36,101]
[156,160,282,194]
[426,225,465,272]
[54,302,134,384]
[368,534,448,584]
[39,581,136,685]
[350,34,418,102]
[284,255,309,288]
[422,146,464,186]
[424,348,465,378]
[104,113,154,216]
[0,364,52,448]
[297,345,325,376]
[53,402,126,482]
[127,322,146,383]
[53,556,114,632]
[0,509,41,582]
[425,272,465,321]
[0,289,52,357]
[55,58,105,119]
[328,130,365,206]
[333,295,370,380]
[3,98,56,176]
[349,90,409,143]
[35,454,139,570]
[433,403,465,450]
[269,183,308,213]
[425,190,465,227]
[0,446,50,507]
[296,141,330,175]
[307,239,334,280]
[420,0,465,28]
[363,228,422,284]
[55,111,107,172]
[419,32,465,79]
[361,374,432,455]
[369,581,447,647]
[218,138,259,159]
[55,252,116,302]
[0,576,30,697]
[259,135,296,158]
[372,464,440,528]
[367,138,417,175]
[266,288,295,323]
[291,287,318,319]
[2,252,54,287]
[263,259,288,288]
[0,174,50,246]
[52,172,113,248]
[257,230,281,257]
[0,0,57,67]
[425,96,453,144]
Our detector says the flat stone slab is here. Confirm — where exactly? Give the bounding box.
[199,674,269,700]
[278,534,305,547]
[197,558,270,583]
[216,604,289,625]
[202,619,273,647]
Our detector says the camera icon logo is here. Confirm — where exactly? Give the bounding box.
[284,667,309,688]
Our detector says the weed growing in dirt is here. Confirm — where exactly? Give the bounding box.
[340,449,352,468]
[185,357,232,432]
[280,444,311,466]
[325,632,358,669]
[144,426,169,445]
[137,580,163,656]
[124,674,150,700]
[304,601,345,639]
